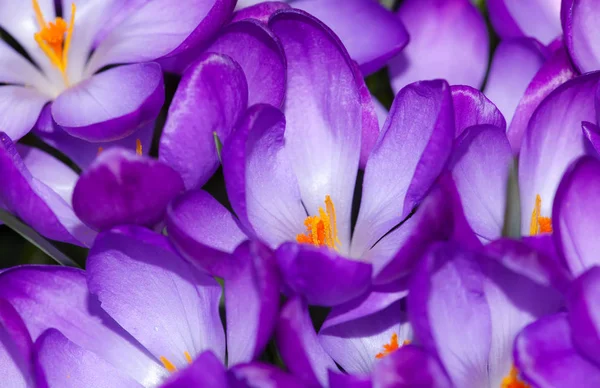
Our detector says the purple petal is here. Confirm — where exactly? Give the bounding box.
[34,104,154,170]
[34,329,143,388]
[484,38,546,125]
[507,45,576,153]
[351,80,454,258]
[583,121,600,155]
[276,242,372,307]
[159,53,247,190]
[0,40,51,89]
[451,85,506,136]
[232,2,291,24]
[269,9,362,248]
[519,72,600,234]
[328,371,371,388]
[206,20,286,107]
[487,0,561,45]
[355,64,381,169]
[86,0,235,72]
[566,267,600,367]
[553,157,600,276]
[161,350,228,388]
[73,149,184,231]
[228,362,306,388]
[0,86,50,141]
[87,226,226,368]
[275,297,337,386]
[450,125,513,242]
[166,189,246,278]
[407,243,491,388]
[0,299,34,387]
[563,0,600,73]
[390,0,489,92]
[0,266,166,385]
[290,0,409,75]
[0,134,96,246]
[52,63,164,142]
[225,241,279,365]
[515,313,600,387]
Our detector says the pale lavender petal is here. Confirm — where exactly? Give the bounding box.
[563,0,600,73]
[0,40,51,90]
[232,2,291,24]
[451,85,506,136]
[0,87,49,141]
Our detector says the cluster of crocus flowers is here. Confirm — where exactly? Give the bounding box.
[1,0,600,387]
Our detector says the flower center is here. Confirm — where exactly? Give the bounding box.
[501,365,530,388]
[529,194,552,235]
[32,0,76,85]
[296,195,340,250]
[375,333,410,359]
[160,351,193,373]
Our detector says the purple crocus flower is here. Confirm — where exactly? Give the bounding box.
[563,0,600,73]
[0,225,284,386]
[0,0,234,143]
[165,9,457,307]
[408,241,564,388]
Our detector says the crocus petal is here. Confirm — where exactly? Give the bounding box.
[276,297,337,386]
[484,38,546,125]
[566,266,600,367]
[34,329,143,388]
[87,226,226,367]
[166,190,246,278]
[451,85,506,136]
[0,299,34,387]
[86,0,235,73]
[277,242,372,307]
[563,0,600,73]
[450,125,513,242]
[507,45,576,153]
[52,63,164,142]
[160,350,228,388]
[487,0,561,45]
[351,80,454,258]
[290,0,409,75]
[319,300,409,375]
[390,0,488,92]
[329,371,371,388]
[0,86,50,141]
[373,97,388,130]
[515,313,600,387]
[408,243,491,388]
[355,64,381,169]
[206,20,286,107]
[0,40,51,90]
[0,134,96,246]
[583,121,600,155]
[225,241,279,365]
[269,9,362,249]
[553,157,600,276]
[159,53,247,190]
[0,266,166,385]
[229,362,306,388]
[519,72,600,233]
[232,2,291,24]
[34,105,154,171]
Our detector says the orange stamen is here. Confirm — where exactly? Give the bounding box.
[529,194,552,236]
[296,195,340,249]
[375,333,409,359]
[501,365,530,388]
[184,351,192,364]
[136,139,142,156]
[160,356,177,373]
[97,147,103,155]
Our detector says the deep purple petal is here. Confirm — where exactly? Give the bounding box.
[225,241,279,365]
[87,227,226,367]
[290,0,409,75]
[519,72,600,234]
[0,266,166,384]
[583,121,600,155]
[562,0,600,73]
[390,0,489,92]
[0,299,34,386]
[0,134,96,246]
[228,362,306,388]
[161,350,228,388]
[515,313,600,387]
[207,20,286,107]
[276,242,372,307]
[351,80,454,258]
[507,45,576,153]
[484,38,546,125]
[159,53,248,190]
[451,85,506,136]
[275,297,336,386]
[232,2,291,24]
[52,63,164,142]
[166,189,246,278]
[328,371,371,388]
[269,9,362,248]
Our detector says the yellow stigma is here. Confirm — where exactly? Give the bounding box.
[160,351,193,373]
[32,0,76,85]
[501,365,530,388]
[529,194,552,236]
[375,333,410,359]
[296,195,340,250]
